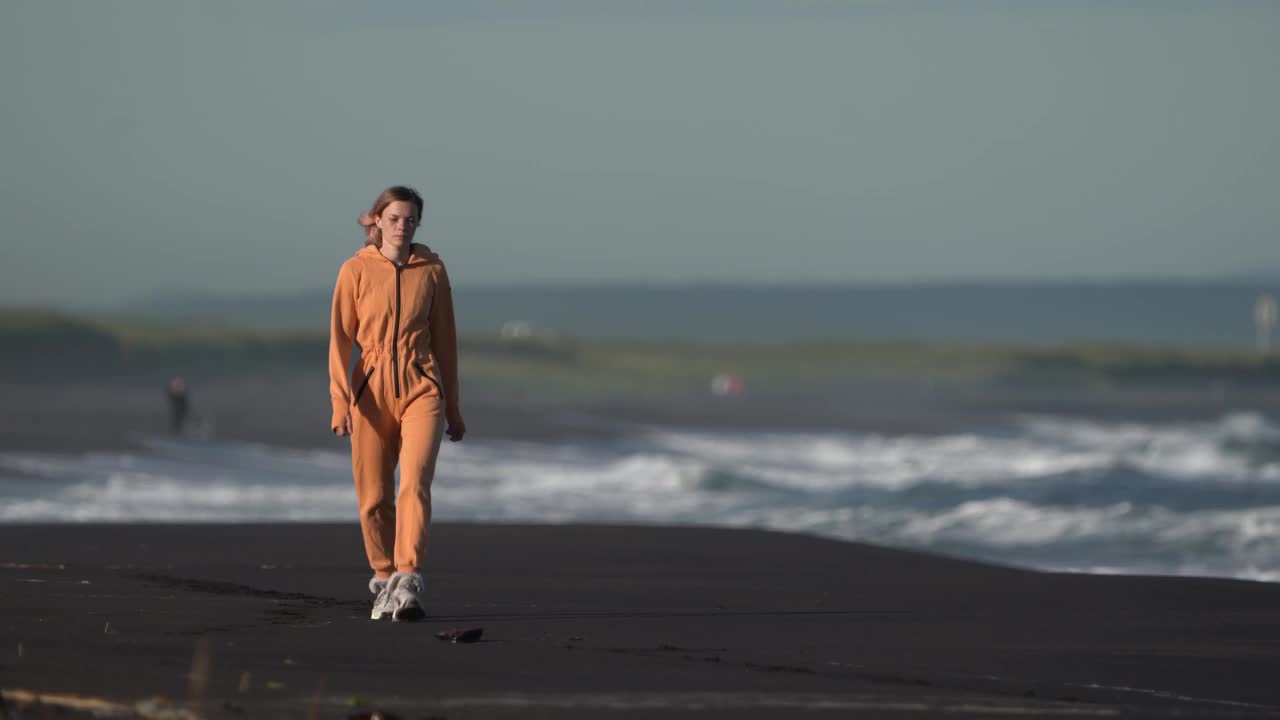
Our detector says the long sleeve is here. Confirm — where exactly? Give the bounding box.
[328,261,359,430]
[429,264,461,415]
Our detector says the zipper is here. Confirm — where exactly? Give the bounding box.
[392,263,403,398]
[414,362,445,399]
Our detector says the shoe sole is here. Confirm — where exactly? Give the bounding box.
[371,610,391,621]
[392,605,425,622]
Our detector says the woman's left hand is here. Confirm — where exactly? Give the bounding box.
[446,411,466,442]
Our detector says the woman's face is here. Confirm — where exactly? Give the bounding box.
[376,200,420,252]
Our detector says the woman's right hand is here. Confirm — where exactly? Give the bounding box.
[333,413,353,438]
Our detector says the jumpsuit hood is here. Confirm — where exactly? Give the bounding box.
[355,242,442,266]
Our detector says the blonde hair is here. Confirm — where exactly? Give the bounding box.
[358,186,424,247]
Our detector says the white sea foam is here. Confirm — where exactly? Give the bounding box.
[645,428,1105,490]
[1017,411,1280,482]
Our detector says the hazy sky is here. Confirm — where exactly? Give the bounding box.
[2,1,1277,307]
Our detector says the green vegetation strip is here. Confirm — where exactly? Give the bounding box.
[3,307,1279,389]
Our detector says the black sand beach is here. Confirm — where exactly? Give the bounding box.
[3,523,1280,718]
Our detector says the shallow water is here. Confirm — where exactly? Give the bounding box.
[3,411,1280,582]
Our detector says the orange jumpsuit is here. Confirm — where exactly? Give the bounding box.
[328,243,461,577]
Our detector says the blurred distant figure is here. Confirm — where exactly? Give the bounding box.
[710,372,743,397]
[1256,294,1277,353]
[166,376,189,434]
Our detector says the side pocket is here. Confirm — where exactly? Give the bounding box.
[351,365,375,404]
[413,362,445,399]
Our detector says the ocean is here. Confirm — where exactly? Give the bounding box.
[4,410,1279,583]
[122,280,1280,347]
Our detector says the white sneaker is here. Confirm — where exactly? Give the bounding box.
[369,576,392,621]
[387,571,426,622]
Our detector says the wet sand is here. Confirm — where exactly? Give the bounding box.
[3,523,1280,718]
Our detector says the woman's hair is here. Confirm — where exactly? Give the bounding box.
[358,186,425,247]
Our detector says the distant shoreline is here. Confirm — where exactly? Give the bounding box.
[4,369,1277,456]
[6,305,1280,384]
[5,306,1280,455]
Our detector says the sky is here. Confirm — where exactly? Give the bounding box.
[1,1,1278,308]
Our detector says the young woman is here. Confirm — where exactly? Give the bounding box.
[329,186,466,622]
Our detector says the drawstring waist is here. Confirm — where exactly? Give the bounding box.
[360,346,433,363]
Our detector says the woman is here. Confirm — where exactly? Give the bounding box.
[329,185,466,622]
